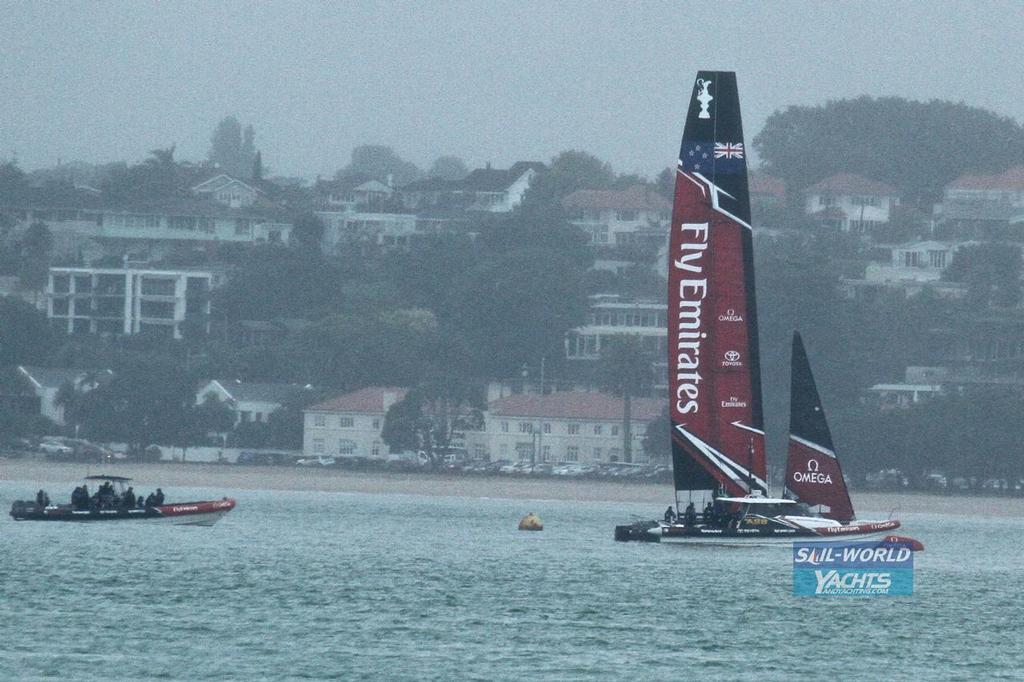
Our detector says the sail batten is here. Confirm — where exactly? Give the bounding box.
[668,71,766,498]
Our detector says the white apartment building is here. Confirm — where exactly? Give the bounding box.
[47,266,215,339]
[804,173,900,233]
[315,209,418,251]
[565,294,667,359]
[485,391,663,464]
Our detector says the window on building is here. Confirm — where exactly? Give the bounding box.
[313,438,324,454]
[339,416,354,428]
[568,423,580,435]
[566,446,579,462]
[339,439,355,455]
[542,423,551,434]
[594,425,602,435]
[372,418,381,429]
[371,441,381,457]
[611,425,619,436]
[314,414,326,427]
[501,421,509,433]
[519,422,533,434]
[541,445,552,462]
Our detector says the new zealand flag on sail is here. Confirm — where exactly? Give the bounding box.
[680,140,747,174]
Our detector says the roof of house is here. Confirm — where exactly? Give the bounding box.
[307,386,409,414]
[562,185,671,212]
[191,174,261,195]
[18,366,112,390]
[805,173,898,197]
[488,391,663,421]
[206,380,304,404]
[947,166,1024,191]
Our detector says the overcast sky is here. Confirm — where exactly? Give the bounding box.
[3,1,1023,180]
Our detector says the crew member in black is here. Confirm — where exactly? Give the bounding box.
[683,501,697,527]
[703,501,714,524]
[664,505,676,523]
[145,492,156,508]
[36,489,50,507]
[122,486,136,509]
[154,488,165,506]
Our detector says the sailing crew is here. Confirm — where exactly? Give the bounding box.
[664,506,676,523]
[683,502,697,526]
[154,488,165,506]
[703,501,714,523]
[122,487,136,509]
[36,489,50,508]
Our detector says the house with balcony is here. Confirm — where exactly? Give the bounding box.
[191,174,261,208]
[934,166,1024,239]
[562,185,670,248]
[46,266,216,339]
[804,173,900,234]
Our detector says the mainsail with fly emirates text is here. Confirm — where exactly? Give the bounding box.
[669,71,767,502]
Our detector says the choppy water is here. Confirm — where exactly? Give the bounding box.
[1,479,1021,681]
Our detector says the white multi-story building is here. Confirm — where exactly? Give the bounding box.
[47,266,216,339]
[565,295,667,392]
[399,162,545,213]
[303,387,408,459]
[7,200,292,260]
[804,173,900,234]
[315,209,418,251]
[484,391,663,464]
[562,185,670,247]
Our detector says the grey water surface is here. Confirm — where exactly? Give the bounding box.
[1,480,1020,681]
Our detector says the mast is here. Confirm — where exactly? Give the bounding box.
[667,71,767,501]
[784,331,855,522]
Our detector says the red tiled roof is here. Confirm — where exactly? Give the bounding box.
[947,166,1024,191]
[308,387,408,414]
[805,173,898,197]
[488,391,664,421]
[562,185,671,212]
[750,173,786,198]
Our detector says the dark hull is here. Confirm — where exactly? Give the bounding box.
[615,516,899,543]
[10,499,236,525]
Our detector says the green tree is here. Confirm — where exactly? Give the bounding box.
[0,295,54,365]
[208,116,257,178]
[449,248,588,377]
[943,242,1022,307]
[520,149,615,213]
[427,156,468,181]
[642,407,671,464]
[336,145,421,186]
[754,97,1024,204]
[291,212,326,253]
[598,335,652,463]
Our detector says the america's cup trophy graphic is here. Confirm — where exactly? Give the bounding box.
[696,78,713,119]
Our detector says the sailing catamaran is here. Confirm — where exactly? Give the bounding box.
[614,71,901,543]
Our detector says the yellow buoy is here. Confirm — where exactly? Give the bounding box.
[518,512,543,531]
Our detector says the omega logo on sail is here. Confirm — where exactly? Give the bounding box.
[673,221,709,415]
[792,458,833,484]
[718,308,744,322]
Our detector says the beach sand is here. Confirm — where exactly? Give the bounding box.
[3,458,1022,518]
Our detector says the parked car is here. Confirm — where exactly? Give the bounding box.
[39,441,74,455]
[296,456,336,467]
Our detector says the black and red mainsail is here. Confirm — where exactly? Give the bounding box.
[668,71,767,501]
[785,331,855,522]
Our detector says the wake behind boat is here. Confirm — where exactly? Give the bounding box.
[614,70,902,544]
[10,474,235,526]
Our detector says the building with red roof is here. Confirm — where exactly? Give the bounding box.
[303,387,408,458]
[937,166,1024,238]
[804,173,900,234]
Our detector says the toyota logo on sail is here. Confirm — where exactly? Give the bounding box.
[722,350,742,367]
[792,458,833,484]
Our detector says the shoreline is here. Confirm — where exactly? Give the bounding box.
[3,459,1023,518]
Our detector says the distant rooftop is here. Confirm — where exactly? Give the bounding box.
[488,391,663,422]
[307,386,409,414]
[806,173,898,197]
[947,166,1024,192]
